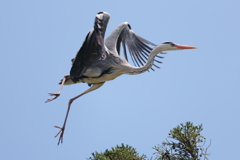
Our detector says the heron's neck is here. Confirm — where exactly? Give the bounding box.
[125,45,163,75]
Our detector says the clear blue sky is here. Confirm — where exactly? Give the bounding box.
[1,0,239,159]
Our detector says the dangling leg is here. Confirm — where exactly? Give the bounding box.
[45,74,70,103]
[54,82,105,145]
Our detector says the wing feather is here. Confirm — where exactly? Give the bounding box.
[105,23,163,71]
[70,14,108,82]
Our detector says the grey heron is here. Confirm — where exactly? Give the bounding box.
[46,12,197,145]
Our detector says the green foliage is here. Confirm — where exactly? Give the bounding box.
[153,122,211,160]
[87,143,147,160]
[87,122,211,160]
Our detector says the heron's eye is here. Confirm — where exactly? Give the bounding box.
[170,43,175,47]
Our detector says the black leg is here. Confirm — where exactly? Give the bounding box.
[54,82,105,145]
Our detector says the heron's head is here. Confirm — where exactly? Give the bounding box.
[160,42,197,51]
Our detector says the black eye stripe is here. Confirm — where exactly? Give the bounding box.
[97,12,104,14]
[163,42,175,46]
[163,42,171,44]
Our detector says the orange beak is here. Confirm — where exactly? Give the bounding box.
[175,44,197,49]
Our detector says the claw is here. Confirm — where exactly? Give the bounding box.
[54,126,62,137]
[54,126,65,145]
[48,93,60,96]
[45,93,60,103]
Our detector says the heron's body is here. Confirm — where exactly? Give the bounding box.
[64,53,128,85]
[46,12,197,145]
[64,20,159,85]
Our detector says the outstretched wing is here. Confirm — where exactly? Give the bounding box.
[105,22,163,70]
[70,12,109,83]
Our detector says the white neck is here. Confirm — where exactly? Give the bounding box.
[125,44,164,75]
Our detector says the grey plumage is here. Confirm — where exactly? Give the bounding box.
[46,12,197,145]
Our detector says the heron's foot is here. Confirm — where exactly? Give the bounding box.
[45,93,60,103]
[54,126,65,145]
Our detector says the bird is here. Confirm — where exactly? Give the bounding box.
[46,11,197,145]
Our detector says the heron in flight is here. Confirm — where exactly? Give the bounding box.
[46,12,197,145]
